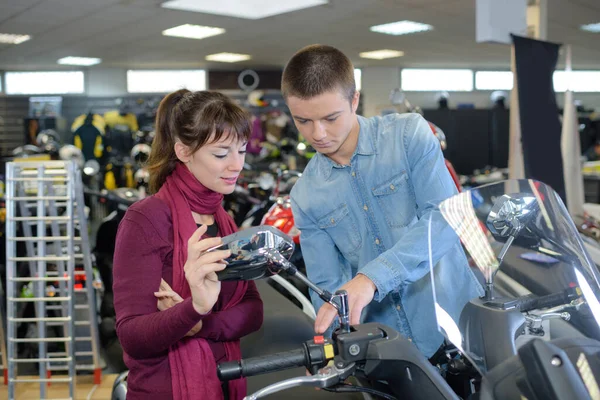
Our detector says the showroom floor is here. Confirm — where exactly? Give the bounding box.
[0,374,118,400]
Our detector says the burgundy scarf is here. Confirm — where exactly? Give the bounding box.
[156,162,248,400]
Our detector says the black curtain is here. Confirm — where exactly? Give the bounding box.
[512,34,565,202]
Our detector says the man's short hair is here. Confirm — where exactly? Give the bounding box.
[281,44,356,103]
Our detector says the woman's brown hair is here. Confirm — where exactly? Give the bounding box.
[146,90,252,193]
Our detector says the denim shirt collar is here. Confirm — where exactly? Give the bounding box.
[316,115,377,180]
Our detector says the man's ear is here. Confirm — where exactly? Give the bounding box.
[351,90,360,114]
[174,141,191,163]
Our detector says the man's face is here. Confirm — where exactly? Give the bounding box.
[286,88,359,158]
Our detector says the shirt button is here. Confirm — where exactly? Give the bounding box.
[375,238,380,245]
[330,218,335,224]
[390,184,395,190]
[396,305,401,311]
[351,171,356,177]
[363,205,368,211]
[408,338,413,342]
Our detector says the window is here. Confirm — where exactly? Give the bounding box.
[401,69,473,91]
[5,71,84,95]
[354,68,362,92]
[127,69,206,93]
[475,71,513,90]
[553,71,600,93]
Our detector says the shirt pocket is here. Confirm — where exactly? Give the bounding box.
[317,203,362,256]
[372,171,416,228]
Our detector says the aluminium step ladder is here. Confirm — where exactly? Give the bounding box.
[1,283,7,385]
[5,160,103,400]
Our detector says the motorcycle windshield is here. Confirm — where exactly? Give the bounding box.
[428,179,600,376]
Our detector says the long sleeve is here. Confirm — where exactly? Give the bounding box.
[359,114,461,301]
[113,214,207,359]
[196,281,263,341]
[291,197,352,335]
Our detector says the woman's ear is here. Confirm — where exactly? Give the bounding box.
[174,141,191,163]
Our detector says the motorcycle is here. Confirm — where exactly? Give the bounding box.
[205,179,600,400]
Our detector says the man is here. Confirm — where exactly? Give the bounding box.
[283,44,483,358]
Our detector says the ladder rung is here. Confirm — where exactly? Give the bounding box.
[10,337,72,343]
[47,321,72,327]
[10,276,70,282]
[47,305,68,310]
[48,351,94,358]
[49,364,95,372]
[75,321,90,326]
[10,317,71,322]
[10,357,72,363]
[10,216,71,221]
[8,177,67,182]
[7,236,71,241]
[9,256,70,261]
[74,271,86,276]
[10,378,73,383]
[75,304,89,310]
[75,337,92,342]
[9,296,70,302]
[9,196,70,201]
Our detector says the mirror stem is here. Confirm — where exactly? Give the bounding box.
[265,249,351,333]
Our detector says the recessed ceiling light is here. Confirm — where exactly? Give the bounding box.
[206,52,251,63]
[161,0,328,20]
[359,49,404,60]
[162,24,225,40]
[57,56,102,66]
[581,22,600,33]
[0,33,31,44]
[370,20,433,36]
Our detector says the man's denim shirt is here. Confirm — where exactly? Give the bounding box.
[290,113,484,357]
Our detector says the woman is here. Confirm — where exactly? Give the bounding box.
[113,89,263,400]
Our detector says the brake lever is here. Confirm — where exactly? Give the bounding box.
[243,363,356,400]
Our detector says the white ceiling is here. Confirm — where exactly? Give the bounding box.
[0,0,599,72]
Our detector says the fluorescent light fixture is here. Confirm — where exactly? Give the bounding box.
[370,20,433,36]
[162,24,225,40]
[581,23,600,33]
[475,71,513,90]
[127,70,206,93]
[57,56,102,66]
[206,52,251,63]
[359,49,404,60]
[5,71,85,95]
[161,0,328,20]
[0,33,31,44]
[401,69,473,92]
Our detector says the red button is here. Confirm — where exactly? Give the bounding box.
[314,336,325,344]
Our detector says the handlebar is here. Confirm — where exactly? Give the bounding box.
[84,189,138,207]
[217,339,334,381]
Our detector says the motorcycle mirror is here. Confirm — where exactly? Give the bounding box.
[486,193,538,240]
[83,160,101,177]
[206,225,295,281]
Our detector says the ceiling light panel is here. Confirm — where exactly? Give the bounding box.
[57,56,102,66]
[370,20,433,36]
[205,52,251,62]
[359,49,404,60]
[162,24,225,40]
[161,0,328,20]
[581,23,600,33]
[0,33,31,44]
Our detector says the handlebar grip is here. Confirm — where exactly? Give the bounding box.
[218,348,307,381]
[518,287,579,313]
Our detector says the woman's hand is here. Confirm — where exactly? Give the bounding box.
[154,278,203,336]
[184,225,230,315]
[154,279,184,311]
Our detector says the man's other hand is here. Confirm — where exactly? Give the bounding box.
[314,273,376,334]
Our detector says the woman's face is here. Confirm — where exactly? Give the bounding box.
[175,132,247,195]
